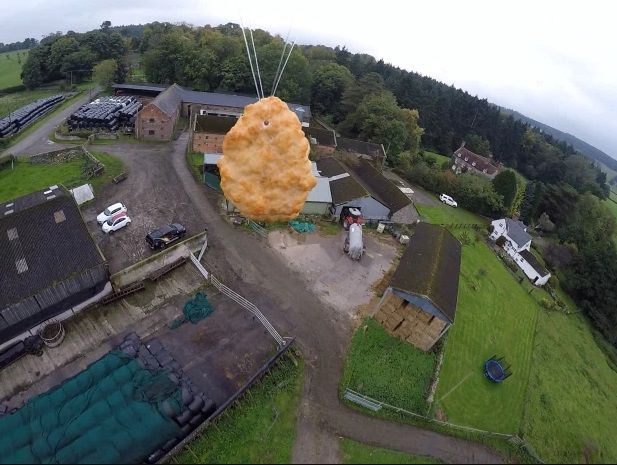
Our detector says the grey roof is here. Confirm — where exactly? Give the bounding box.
[390,223,461,323]
[329,175,369,205]
[316,157,347,177]
[306,177,332,204]
[520,250,549,276]
[344,158,411,214]
[506,218,532,248]
[149,84,183,117]
[112,83,168,93]
[195,115,238,135]
[0,186,107,343]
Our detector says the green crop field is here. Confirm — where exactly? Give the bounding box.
[341,318,438,414]
[172,354,303,464]
[0,49,27,89]
[416,203,488,226]
[340,439,442,464]
[0,151,124,202]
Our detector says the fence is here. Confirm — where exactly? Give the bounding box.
[210,274,285,347]
[248,220,268,238]
[343,388,545,463]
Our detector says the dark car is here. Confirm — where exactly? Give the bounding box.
[145,223,187,250]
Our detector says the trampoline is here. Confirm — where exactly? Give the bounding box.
[483,356,512,383]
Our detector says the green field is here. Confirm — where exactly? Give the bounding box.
[341,318,438,414]
[172,354,303,464]
[340,439,442,464]
[0,49,27,89]
[0,151,124,202]
[433,238,538,433]
[416,203,487,226]
[522,311,617,463]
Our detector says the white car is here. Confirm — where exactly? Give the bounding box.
[97,202,127,225]
[440,194,458,207]
[102,213,131,234]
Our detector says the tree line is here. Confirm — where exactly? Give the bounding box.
[0,38,37,53]
[18,21,617,343]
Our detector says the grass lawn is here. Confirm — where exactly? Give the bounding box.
[422,150,451,167]
[341,318,438,414]
[340,439,442,464]
[0,151,124,202]
[433,239,538,434]
[522,311,617,463]
[416,203,487,226]
[0,50,27,89]
[172,353,303,464]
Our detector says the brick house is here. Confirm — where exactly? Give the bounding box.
[452,143,500,179]
[375,223,461,351]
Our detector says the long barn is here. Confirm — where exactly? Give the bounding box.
[0,186,111,351]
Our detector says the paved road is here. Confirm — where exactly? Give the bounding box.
[163,133,504,464]
[1,87,100,158]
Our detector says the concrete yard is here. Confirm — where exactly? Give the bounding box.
[0,263,278,412]
[268,229,400,317]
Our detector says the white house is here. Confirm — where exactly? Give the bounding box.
[490,218,551,286]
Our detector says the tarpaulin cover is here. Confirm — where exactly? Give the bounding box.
[0,352,181,464]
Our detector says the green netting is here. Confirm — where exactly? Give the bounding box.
[0,352,182,464]
[171,292,214,329]
[289,220,316,233]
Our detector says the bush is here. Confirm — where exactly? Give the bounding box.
[487,224,495,234]
[496,235,507,247]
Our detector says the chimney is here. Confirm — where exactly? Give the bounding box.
[460,140,466,149]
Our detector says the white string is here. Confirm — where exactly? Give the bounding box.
[249,29,264,100]
[273,42,295,97]
[272,41,288,96]
[240,25,261,99]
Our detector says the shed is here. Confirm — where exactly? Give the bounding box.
[135,84,183,141]
[344,158,418,224]
[303,176,332,215]
[316,157,389,221]
[0,186,110,351]
[375,223,462,351]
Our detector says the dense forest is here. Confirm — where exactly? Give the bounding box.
[18,21,617,343]
[500,106,617,180]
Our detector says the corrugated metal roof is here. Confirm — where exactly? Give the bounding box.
[112,83,169,92]
[204,153,222,165]
[306,177,332,204]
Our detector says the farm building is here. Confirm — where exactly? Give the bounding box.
[124,82,311,141]
[316,157,390,221]
[452,142,500,179]
[375,223,461,351]
[134,84,183,141]
[490,218,551,286]
[193,115,237,153]
[0,186,111,351]
[344,158,418,224]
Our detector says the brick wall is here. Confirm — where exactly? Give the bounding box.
[193,133,225,153]
[136,105,177,141]
[375,288,447,351]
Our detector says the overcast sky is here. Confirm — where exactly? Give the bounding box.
[3,0,616,158]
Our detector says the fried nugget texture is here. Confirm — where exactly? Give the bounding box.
[218,96,316,222]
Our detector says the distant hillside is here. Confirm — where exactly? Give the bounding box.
[498,106,617,181]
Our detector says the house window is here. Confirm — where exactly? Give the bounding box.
[149,118,155,123]
[457,153,461,158]
[472,161,477,167]
[149,130,155,135]
[464,157,469,162]
[483,169,487,173]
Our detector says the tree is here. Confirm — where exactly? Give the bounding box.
[538,212,555,232]
[310,63,354,116]
[492,169,518,213]
[496,236,507,247]
[465,133,491,156]
[101,21,112,31]
[21,48,45,88]
[93,59,118,89]
[558,193,617,248]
